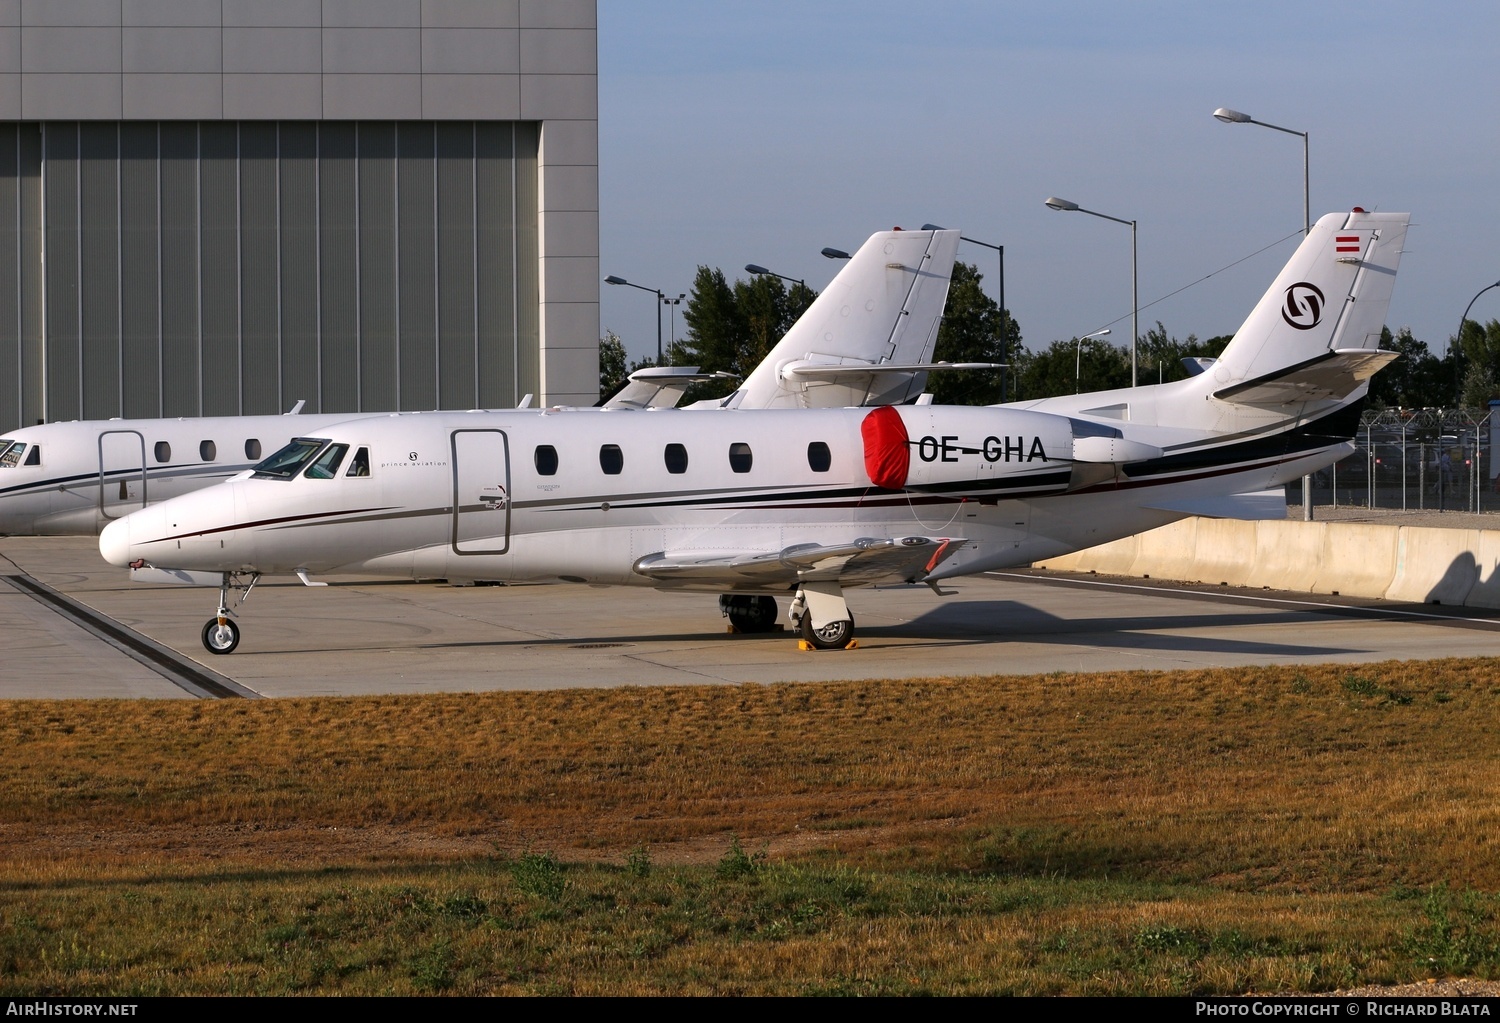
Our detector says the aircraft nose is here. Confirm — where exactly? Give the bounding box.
[99,514,137,567]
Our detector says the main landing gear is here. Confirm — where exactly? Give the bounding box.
[201,572,259,655]
[719,584,857,649]
[788,581,856,650]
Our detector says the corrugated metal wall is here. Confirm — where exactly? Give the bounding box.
[0,120,540,428]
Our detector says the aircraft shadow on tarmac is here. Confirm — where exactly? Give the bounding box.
[384,599,1362,658]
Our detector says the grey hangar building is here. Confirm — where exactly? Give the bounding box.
[0,0,601,430]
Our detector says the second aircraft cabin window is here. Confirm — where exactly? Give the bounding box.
[200,440,216,462]
[599,444,623,475]
[535,445,559,476]
[154,441,171,463]
[664,443,688,474]
[729,442,753,473]
[245,439,262,461]
[807,441,832,472]
[304,444,348,479]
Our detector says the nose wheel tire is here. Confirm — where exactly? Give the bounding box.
[799,613,854,650]
[201,618,240,655]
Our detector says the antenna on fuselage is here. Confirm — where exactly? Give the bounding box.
[284,400,306,415]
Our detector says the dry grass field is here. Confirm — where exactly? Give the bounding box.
[1,658,1497,995]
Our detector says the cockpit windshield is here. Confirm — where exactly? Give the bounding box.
[303,443,348,479]
[251,438,328,480]
[0,441,26,468]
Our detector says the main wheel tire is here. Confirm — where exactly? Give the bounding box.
[799,612,854,650]
[201,617,240,655]
[719,594,779,634]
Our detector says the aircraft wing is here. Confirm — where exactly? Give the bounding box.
[632,535,967,589]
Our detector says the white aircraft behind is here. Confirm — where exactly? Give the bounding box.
[101,210,1409,655]
[2,227,968,536]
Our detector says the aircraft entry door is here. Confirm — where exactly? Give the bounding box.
[450,429,511,555]
[98,430,147,520]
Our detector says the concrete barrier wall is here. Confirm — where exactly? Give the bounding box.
[1035,516,1500,609]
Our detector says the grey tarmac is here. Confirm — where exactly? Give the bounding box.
[3,535,1499,700]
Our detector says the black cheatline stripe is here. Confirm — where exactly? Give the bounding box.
[1123,401,1364,478]
[0,463,250,499]
[2,574,255,699]
[148,505,397,543]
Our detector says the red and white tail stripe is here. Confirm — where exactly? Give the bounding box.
[1335,234,1361,253]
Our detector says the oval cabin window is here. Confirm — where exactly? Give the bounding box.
[154,441,171,463]
[245,439,262,461]
[200,440,216,462]
[807,441,832,472]
[664,443,688,474]
[729,442,753,473]
[535,445,559,475]
[599,444,623,475]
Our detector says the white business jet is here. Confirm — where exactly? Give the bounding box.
[2,227,972,536]
[101,210,1408,655]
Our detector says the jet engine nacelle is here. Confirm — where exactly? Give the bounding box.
[860,405,1075,490]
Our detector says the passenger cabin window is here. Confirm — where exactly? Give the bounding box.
[304,444,348,479]
[600,444,624,475]
[807,441,832,473]
[154,441,171,463]
[535,445,559,475]
[664,443,688,474]
[200,440,216,462]
[729,442,753,473]
[346,447,370,477]
[0,441,25,468]
[245,439,261,461]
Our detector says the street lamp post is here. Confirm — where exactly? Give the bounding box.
[923,225,1008,401]
[1213,108,1309,236]
[1455,280,1500,406]
[1075,328,1112,393]
[663,293,685,356]
[604,275,667,366]
[1214,107,1314,517]
[745,264,812,316]
[1044,198,1138,387]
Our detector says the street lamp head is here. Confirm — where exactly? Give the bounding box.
[1213,107,1252,124]
[1044,197,1079,212]
[604,275,627,286]
[1081,329,1112,340]
[821,247,850,260]
[744,264,771,276]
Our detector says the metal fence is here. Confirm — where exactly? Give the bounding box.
[1289,407,1500,514]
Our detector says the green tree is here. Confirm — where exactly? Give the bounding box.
[1135,321,1232,386]
[1455,317,1500,408]
[671,266,817,404]
[1014,335,1131,399]
[598,329,627,399]
[928,262,1018,405]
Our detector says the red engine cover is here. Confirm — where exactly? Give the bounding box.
[861,405,910,489]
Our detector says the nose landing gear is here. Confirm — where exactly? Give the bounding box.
[201,572,259,655]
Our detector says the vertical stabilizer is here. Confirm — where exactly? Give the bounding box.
[1209,210,1409,393]
[724,228,961,408]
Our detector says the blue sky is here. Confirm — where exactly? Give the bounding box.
[599,1,1499,368]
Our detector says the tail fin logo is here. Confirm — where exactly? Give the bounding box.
[1281,282,1325,330]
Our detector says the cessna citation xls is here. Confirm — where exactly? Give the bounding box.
[2,226,968,536]
[101,210,1409,655]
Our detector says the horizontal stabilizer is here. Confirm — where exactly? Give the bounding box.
[633,535,967,588]
[1144,487,1288,520]
[1213,349,1398,407]
[779,360,1004,380]
[602,366,741,409]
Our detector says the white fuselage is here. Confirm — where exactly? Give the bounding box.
[99,399,1347,592]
